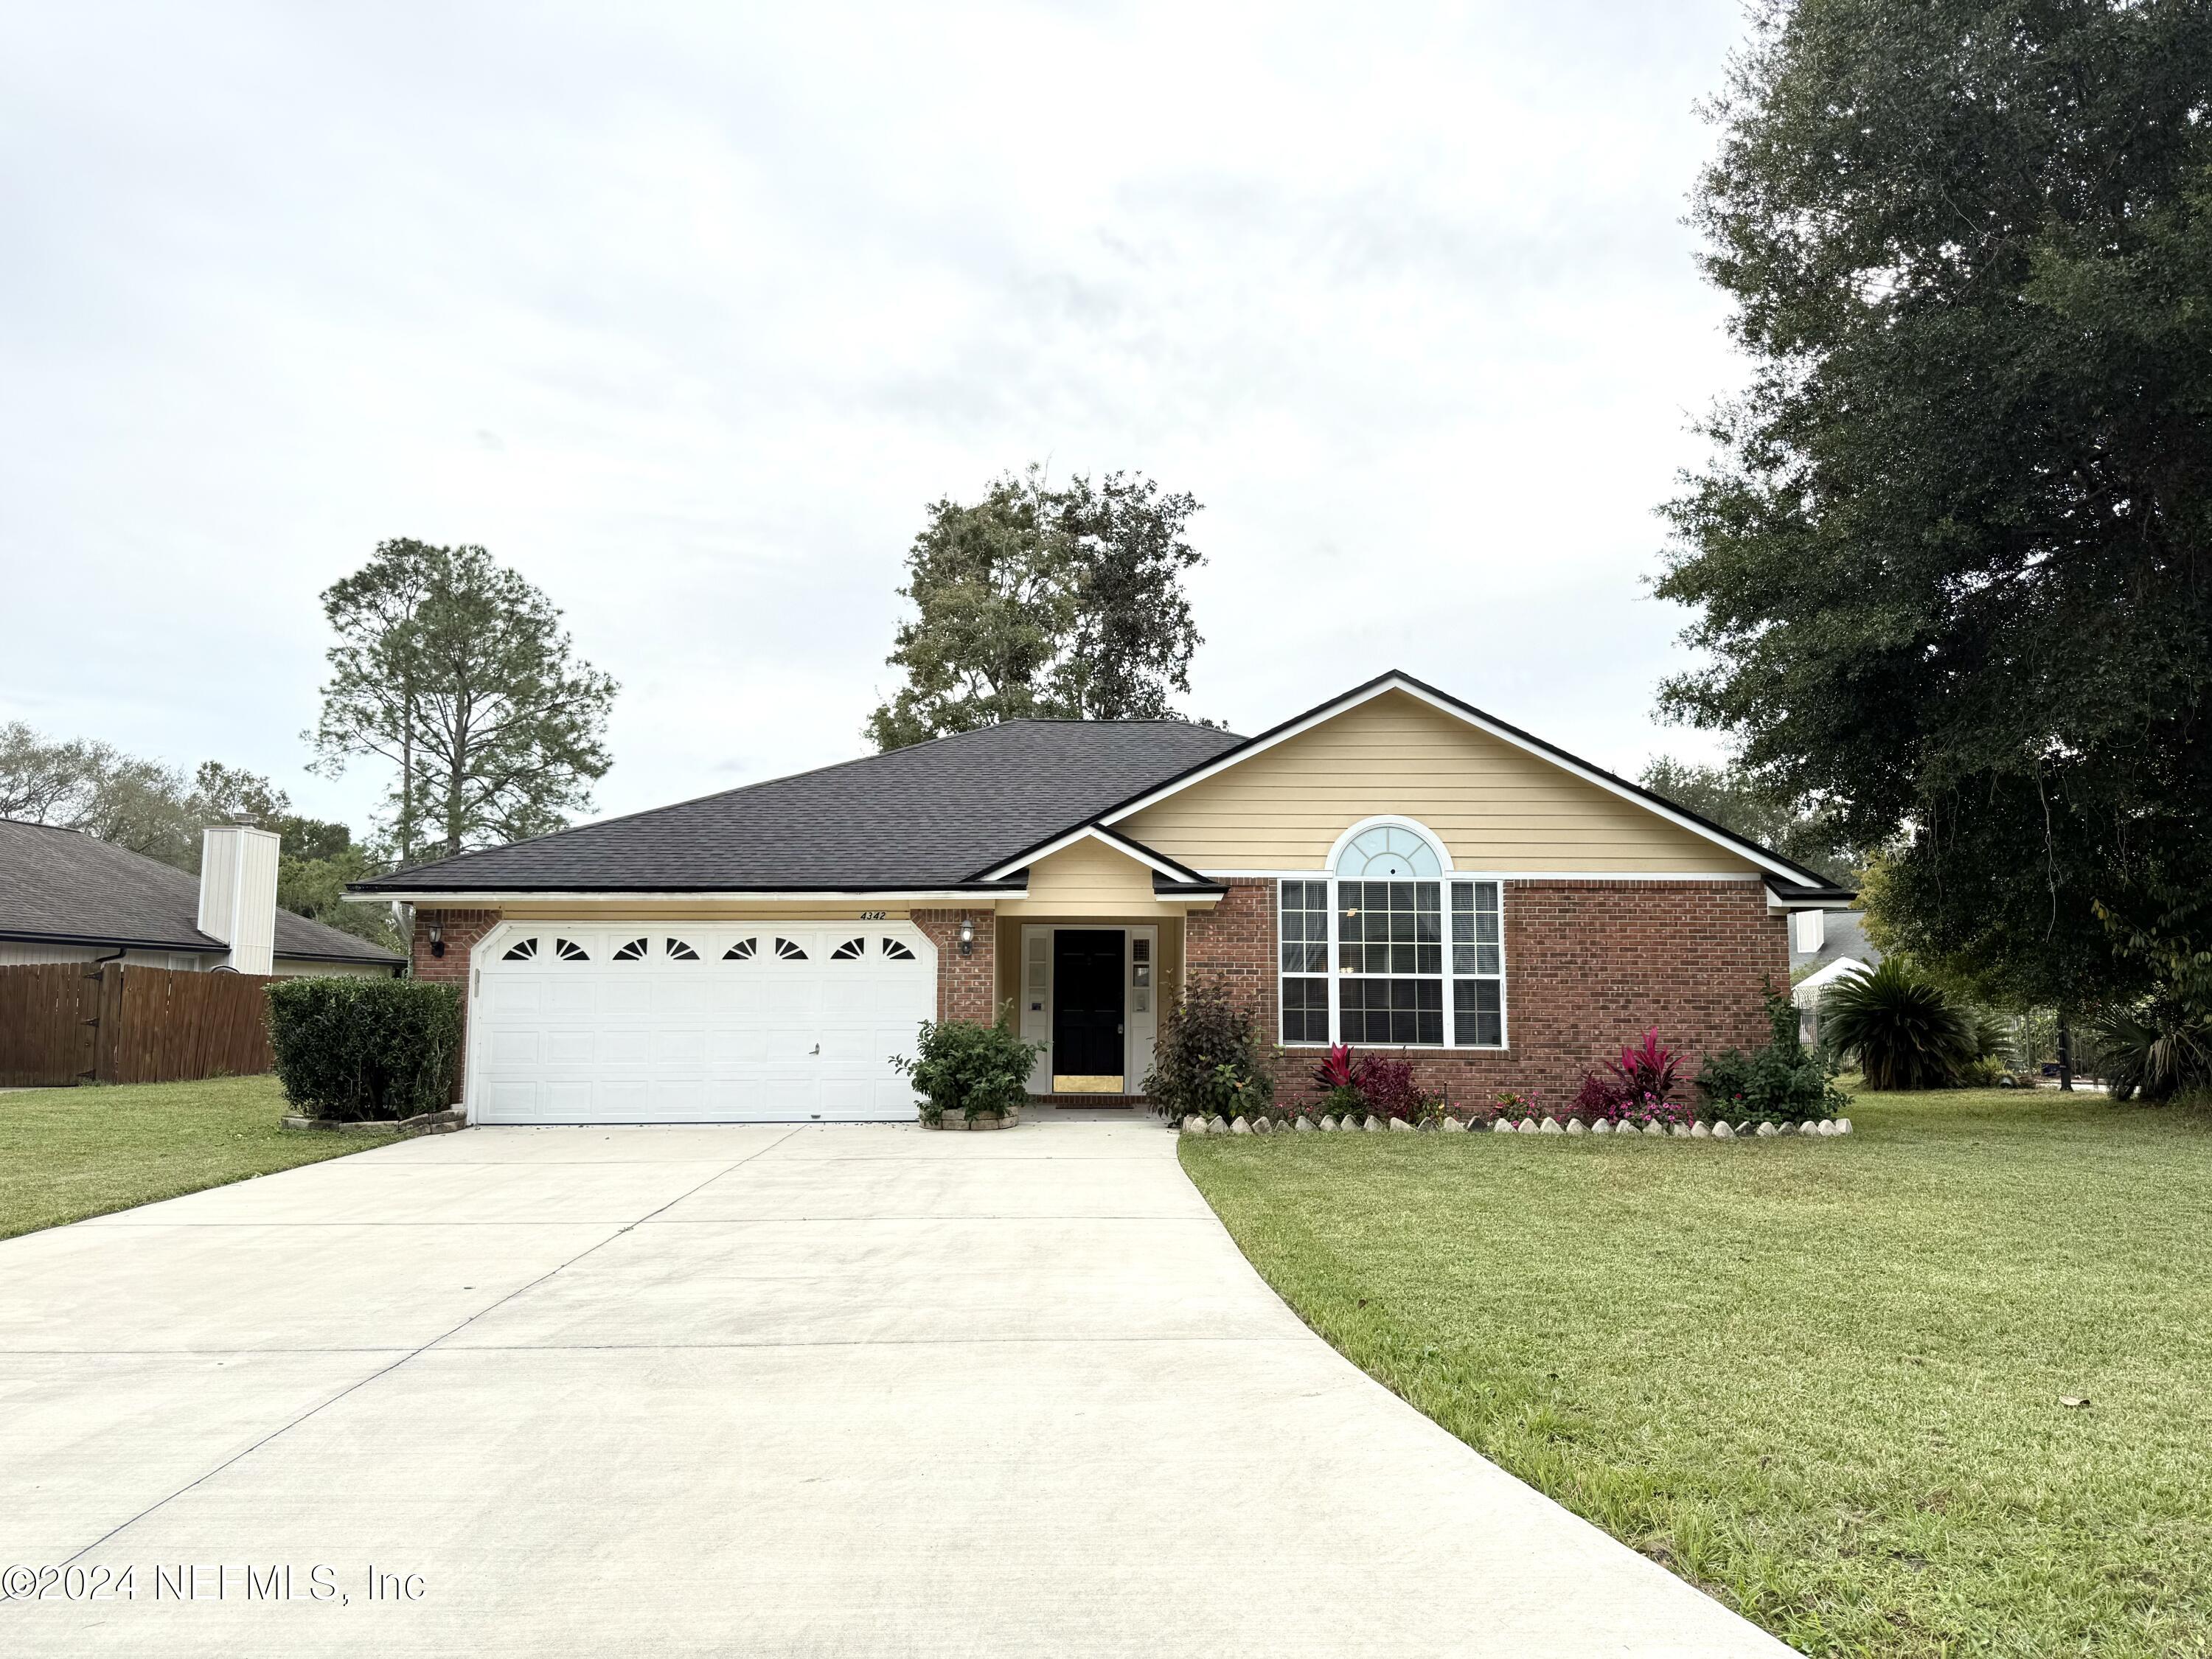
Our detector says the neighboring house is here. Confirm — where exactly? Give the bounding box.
[352,672,1853,1125]
[1789,909,1882,1046]
[0,819,403,977]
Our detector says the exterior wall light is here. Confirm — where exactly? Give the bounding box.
[959,919,975,956]
[428,922,445,959]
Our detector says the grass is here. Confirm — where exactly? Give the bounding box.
[1180,1089,2212,1658]
[0,1074,397,1240]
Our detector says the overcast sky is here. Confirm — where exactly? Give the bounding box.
[2,1,1753,837]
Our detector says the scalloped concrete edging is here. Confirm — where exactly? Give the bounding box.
[1180,1113,1853,1140]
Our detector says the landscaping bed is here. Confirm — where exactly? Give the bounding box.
[0,1075,400,1240]
[1180,1086,2212,1658]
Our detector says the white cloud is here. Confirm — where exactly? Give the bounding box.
[0,0,1750,835]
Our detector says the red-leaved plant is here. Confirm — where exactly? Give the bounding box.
[1354,1054,1424,1120]
[1311,1043,1357,1091]
[1573,1030,1686,1125]
[1607,1029,1680,1102]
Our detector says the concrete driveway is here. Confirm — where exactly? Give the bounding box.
[2,1116,1787,1657]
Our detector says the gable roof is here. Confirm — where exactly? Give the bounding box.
[1094,670,1846,891]
[349,719,1247,895]
[0,818,403,963]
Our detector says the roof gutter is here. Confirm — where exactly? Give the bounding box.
[0,927,225,953]
[343,883,1029,906]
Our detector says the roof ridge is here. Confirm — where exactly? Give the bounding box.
[375,718,1241,882]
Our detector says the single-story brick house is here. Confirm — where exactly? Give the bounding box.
[349,672,1851,1124]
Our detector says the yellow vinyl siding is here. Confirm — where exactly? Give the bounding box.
[498,902,913,922]
[996,838,1165,918]
[1120,689,1763,874]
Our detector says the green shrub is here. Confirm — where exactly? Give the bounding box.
[891,1016,1041,1125]
[265,977,464,1122]
[1819,959,1978,1089]
[2095,1001,2212,1103]
[1144,977,1275,1118]
[1694,990,1850,1124]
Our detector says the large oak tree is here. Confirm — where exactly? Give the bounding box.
[866,467,1211,749]
[1657,0,2212,1015]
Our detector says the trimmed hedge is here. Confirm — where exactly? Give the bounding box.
[266,977,464,1122]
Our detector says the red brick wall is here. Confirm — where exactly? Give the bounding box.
[1186,877,1788,1116]
[914,908,999,1025]
[410,906,501,1107]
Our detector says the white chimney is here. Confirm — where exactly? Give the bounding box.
[199,824,281,975]
[1792,909,1826,956]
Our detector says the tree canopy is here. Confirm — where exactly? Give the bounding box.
[310,539,618,863]
[1638,755,1856,883]
[1655,0,2212,1014]
[866,467,1211,749]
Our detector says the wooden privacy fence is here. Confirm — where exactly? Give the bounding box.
[0,963,276,1088]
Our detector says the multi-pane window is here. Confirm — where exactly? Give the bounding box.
[1337,880,1443,1043]
[1279,880,1330,1044]
[1452,880,1503,1046]
[1276,833,1506,1049]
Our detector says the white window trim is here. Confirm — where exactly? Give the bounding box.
[1276,874,1509,1051]
[1324,815,1456,876]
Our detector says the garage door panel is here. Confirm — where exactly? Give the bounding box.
[653,978,714,1015]
[599,978,653,1015]
[545,1028,596,1066]
[473,923,933,1124]
[486,978,543,1015]
[547,980,597,1015]
[653,1028,706,1068]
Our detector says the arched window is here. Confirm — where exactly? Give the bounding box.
[556,939,590,961]
[881,938,916,961]
[502,937,539,961]
[1332,822,1444,879]
[1280,819,1503,1051]
[666,939,700,961]
[830,938,865,961]
[613,937,649,961]
[773,938,807,961]
[723,938,758,961]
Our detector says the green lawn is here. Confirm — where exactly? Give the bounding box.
[1181,1090,2212,1658]
[0,1075,397,1240]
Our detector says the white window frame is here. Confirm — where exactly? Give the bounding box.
[1275,822,1510,1051]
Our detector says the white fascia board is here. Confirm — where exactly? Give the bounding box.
[1098,672,1822,887]
[341,888,1018,907]
[1192,869,1767,883]
[977,824,1206,886]
[1764,890,1860,914]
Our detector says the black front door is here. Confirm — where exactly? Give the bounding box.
[1052,930,1126,1081]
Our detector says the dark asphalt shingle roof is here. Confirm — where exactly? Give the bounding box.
[1791,910,1879,973]
[353,719,1247,893]
[0,818,403,962]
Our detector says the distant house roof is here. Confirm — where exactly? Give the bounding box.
[349,719,1249,894]
[0,818,403,964]
[1792,910,1880,975]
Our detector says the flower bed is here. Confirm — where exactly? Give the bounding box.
[1179,1110,1853,1139]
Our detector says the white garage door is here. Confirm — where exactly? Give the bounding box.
[470,922,936,1124]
